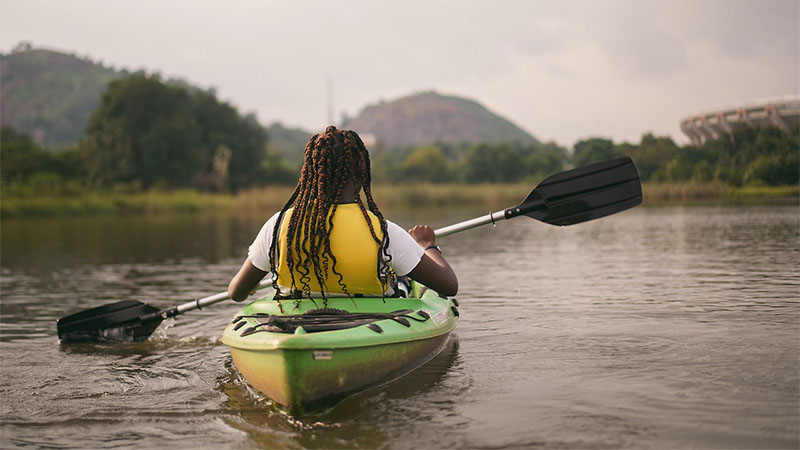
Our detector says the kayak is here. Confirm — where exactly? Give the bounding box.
[220,282,459,414]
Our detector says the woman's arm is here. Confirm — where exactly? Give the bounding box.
[406,225,458,296]
[228,258,268,301]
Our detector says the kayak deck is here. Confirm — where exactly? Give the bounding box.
[221,284,459,414]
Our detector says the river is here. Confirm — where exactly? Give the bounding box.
[1,202,798,448]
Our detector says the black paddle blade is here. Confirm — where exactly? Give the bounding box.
[57,300,163,343]
[512,157,642,226]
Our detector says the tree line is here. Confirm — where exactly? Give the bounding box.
[572,127,799,186]
[2,73,296,196]
[369,124,798,186]
[1,72,798,196]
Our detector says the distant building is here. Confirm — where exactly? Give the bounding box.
[680,95,800,145]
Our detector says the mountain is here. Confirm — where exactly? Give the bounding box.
[1,44,124,150]
[342,91,538,149]
[1,45,538,156]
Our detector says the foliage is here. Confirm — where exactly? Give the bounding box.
[743,153,800,186]
[265,122,312,165]
[80,73,267,191]
[370,139,568,184]
[370,151,404,184]
[402,146,450,182]
[259,151,299,185]
[1,126,86,194]
[526,141,569,181]
[462,143,526,183]
[626,133,681,181]
[572,125,799,187]
[572,137,621,167]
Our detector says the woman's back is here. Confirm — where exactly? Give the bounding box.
[228,126,457,302]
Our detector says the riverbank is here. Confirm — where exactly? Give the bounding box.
[1,183,797,218]
[642,183,799,204]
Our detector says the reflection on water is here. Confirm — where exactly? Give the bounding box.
[219,338,463,449]
[1,204,798,448]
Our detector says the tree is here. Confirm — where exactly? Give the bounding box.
[744,153,800,186]
[1,126,48,183]
[81,73,268,190]
[370,151,403,184]
[462,143,526,183]
[191,93,267,190]
[259,151,298,185]
[401,145,449,182]
[572,138,620,167]
[81,74,202,188]
[527,141,567,180]
[626,134,681,181]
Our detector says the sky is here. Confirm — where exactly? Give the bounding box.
[1,0,798,147]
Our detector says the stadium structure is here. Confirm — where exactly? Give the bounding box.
[680,95,800,145]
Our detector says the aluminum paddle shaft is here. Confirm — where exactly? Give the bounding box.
[140,281,272,323]
[435,210,507,237]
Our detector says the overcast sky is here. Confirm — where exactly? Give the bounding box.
[1,0,798,147]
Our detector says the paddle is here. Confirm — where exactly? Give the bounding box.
[57,283,269,343]
[57,156,641,343]
[434,156,641,237]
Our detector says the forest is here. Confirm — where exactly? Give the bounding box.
[2,73,798,202]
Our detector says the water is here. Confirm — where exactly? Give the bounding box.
[1,203,798,448]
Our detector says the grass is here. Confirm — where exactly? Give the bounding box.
[642,183,799,204]
[372,183,528,209]
[1,182,797,218]
[1,190,228,217]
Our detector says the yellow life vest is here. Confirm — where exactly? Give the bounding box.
[275,204,387,295]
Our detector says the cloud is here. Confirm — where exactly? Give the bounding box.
[1,0,797,145]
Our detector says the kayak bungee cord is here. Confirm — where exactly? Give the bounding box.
[231,308,433,336]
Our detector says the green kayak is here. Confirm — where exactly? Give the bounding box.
[221,282,459,414]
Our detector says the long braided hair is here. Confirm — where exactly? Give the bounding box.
[268,126,392,302]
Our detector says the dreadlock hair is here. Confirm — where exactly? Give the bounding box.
[268,126,393,305]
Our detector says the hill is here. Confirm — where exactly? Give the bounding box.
[265,122,312,165]
[342,91,538,149]
[0,44,124,150]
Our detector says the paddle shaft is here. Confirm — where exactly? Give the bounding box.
[57,157,640,343]
[139,208,520,322]
[139,206,505,322]
[435,199,545,237]
[139,195,546,323]
[140,281,271,323]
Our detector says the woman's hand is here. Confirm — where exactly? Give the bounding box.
[406,224,458,296]
[408,225,436,249]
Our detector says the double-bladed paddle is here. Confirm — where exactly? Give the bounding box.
[56,156,642,343]
[435,156,642,236]
[56,286,269,343]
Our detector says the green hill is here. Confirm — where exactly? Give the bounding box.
[1,44,124,150]
[265,122,312,165]
[342,91,538,149]
[1,46,537,157]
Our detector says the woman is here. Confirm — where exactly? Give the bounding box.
[228,126,457,303]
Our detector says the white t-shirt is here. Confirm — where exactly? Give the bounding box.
[248,211,425,277]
